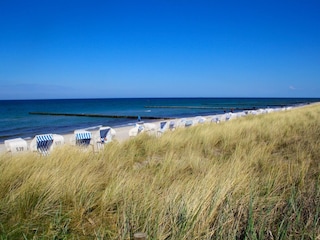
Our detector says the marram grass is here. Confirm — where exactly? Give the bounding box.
[0,104,320,239]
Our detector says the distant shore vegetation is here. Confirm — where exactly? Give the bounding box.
[0,104,319,239]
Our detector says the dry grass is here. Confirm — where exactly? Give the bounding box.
[0,104,320,239]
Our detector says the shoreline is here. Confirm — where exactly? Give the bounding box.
[0,114,214,154]
[1,103,318,155]
[1,99,317,145]
[0,124,139,154]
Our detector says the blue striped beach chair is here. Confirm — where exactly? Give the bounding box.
[75,130,92,147]
[33,134,54,155]
[157,121,168,136]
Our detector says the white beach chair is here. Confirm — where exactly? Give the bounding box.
[176,118,187,128]
[93,126,116,150]
[169,121,176,131]
[257,109,267,114]
[248,110,258,115]
[185,119,193,127]
[74,130,92,147]
[225,113,234,121]
[4,138,28,154]
[157,121,168,136]
[143,123,156,135]
[52,134,65,147]
[236,112,247,118]
[30,134,54,155]
[266,108,274,113]
[128,124,144,137]
[211,116,221,124]
[194,116,206,125]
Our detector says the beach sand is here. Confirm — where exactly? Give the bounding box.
[0,125,141,153]
[1,113,221,154]
[0,119,168,154]
[1,104,307,155]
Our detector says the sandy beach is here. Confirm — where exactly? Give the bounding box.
[1,113,223,154]
[0,122,152,154]
[0,104,310,155]
[0,118,172,154]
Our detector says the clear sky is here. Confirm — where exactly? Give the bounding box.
[0,0,319,99]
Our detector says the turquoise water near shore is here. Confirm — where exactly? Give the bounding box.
[0,98,319,142]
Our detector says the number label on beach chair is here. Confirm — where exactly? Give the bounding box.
[15,146,24,152]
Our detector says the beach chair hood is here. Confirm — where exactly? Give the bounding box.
[75,130,92,146]
[30,134,54,155]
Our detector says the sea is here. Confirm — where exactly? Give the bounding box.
[0,98,319,143]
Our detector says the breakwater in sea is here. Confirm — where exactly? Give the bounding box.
[1,98,319,142]
[29,112,173,120]
[144,105,258,111]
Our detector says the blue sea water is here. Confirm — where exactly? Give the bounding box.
[0,98,319,143]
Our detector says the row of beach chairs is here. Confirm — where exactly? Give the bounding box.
[5,107,290,155]
[129,107,291,137]
[128,114,230,137]
[4,126,116,155]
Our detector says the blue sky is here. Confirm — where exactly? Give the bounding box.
[0,0,319,99]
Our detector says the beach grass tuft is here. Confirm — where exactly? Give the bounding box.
[0,104,320,239]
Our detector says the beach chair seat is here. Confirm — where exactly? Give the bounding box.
[4,138,28,154]
[94,127,116,150]
[30,134,54,155]
[138,124,144,133]
[194,116,206,125]
[74,130,92,147]
[176,118,187,128]
[129,124,144,137]
[211,117,220,124]
[100,127,111,143]
[157,121,168,136]
[169,121,176,130]
[185,120,193,127]
[225,113,234,121]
